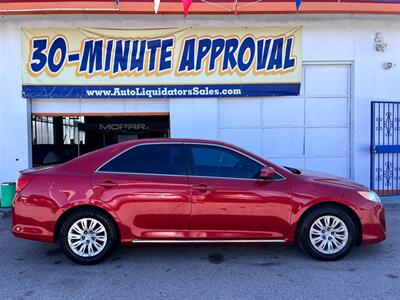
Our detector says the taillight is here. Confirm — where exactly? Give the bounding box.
[16,177,30,193]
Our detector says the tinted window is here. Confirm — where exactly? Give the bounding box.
[187,144,264,179]
[98,144,186,175]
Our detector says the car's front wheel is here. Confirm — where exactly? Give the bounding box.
[298,206,357,261]
[59,209,118,265]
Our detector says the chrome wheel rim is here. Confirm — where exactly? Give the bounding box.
[67,218,107,258]
[309,215,349,255]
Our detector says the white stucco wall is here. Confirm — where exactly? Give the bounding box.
[0,14,399,186]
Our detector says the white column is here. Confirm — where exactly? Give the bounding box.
[0,20,30,182]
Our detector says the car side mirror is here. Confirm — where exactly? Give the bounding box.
[260,166,276,179]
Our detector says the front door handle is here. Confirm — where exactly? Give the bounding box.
[192,184,211,193]
[98,180,118,188]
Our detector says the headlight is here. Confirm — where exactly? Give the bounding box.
[358,191,381,203]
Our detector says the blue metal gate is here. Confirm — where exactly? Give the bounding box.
[371,101,400,195]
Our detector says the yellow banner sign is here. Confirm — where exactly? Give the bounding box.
[22,27,302,98]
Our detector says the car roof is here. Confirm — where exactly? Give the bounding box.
[57,138,235,171]
[120,138,227,144]
[54,137,288,177]
[115,138,237,148]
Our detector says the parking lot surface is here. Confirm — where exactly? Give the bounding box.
[0,208,399,300]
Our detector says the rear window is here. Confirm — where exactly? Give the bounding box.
[98,144,186,175]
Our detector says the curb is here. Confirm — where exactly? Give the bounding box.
[381,196,400,208]
[382,204,400,210]
[0,208,11,219]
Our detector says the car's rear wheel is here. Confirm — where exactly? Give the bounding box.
[59,209,118,265]
[298,206,356,261]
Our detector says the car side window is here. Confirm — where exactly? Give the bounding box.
[98,144,186,175]
[187,144,264,179]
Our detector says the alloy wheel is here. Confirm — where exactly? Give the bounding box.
[67,218,108,258]
[309,215,349,255]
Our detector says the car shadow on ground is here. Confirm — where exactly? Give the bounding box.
[35,240,388,268]
[3,211,396,270]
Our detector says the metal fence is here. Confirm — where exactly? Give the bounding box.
[371,101,400,195]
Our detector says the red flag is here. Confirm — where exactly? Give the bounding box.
[231,0,238,15]
[181,0,192,17]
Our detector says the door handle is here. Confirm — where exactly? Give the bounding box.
[192,184,211,193]
[98,180,118,188]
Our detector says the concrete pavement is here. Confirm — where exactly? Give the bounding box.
[0,208,399,300]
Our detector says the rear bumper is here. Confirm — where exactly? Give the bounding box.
[356,201,386,245]
[12,194,55,243]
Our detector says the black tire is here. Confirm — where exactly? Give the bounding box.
[297,205,357,261]
[59,208,118,265]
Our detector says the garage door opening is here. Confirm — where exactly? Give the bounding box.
[31,114,170,166]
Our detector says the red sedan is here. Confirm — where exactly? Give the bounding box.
[12,139,386,264]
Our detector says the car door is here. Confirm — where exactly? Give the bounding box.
[185,143,293,240]
[91,143,191,240]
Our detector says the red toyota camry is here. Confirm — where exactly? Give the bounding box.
[12,139,386,264]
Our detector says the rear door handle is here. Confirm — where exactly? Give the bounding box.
[98,180,118,188]
[191,184,211,193]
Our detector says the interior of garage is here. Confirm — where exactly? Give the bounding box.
[31,115,170,166]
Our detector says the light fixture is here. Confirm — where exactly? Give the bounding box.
[383,62,395,70]
[375,33,387,52]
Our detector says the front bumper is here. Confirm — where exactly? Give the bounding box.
[356,201,386,244]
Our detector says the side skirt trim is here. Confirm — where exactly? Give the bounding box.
[132,239,286,244]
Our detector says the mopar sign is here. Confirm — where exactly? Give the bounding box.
[77,121,167,132]
[99,124,148,131]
